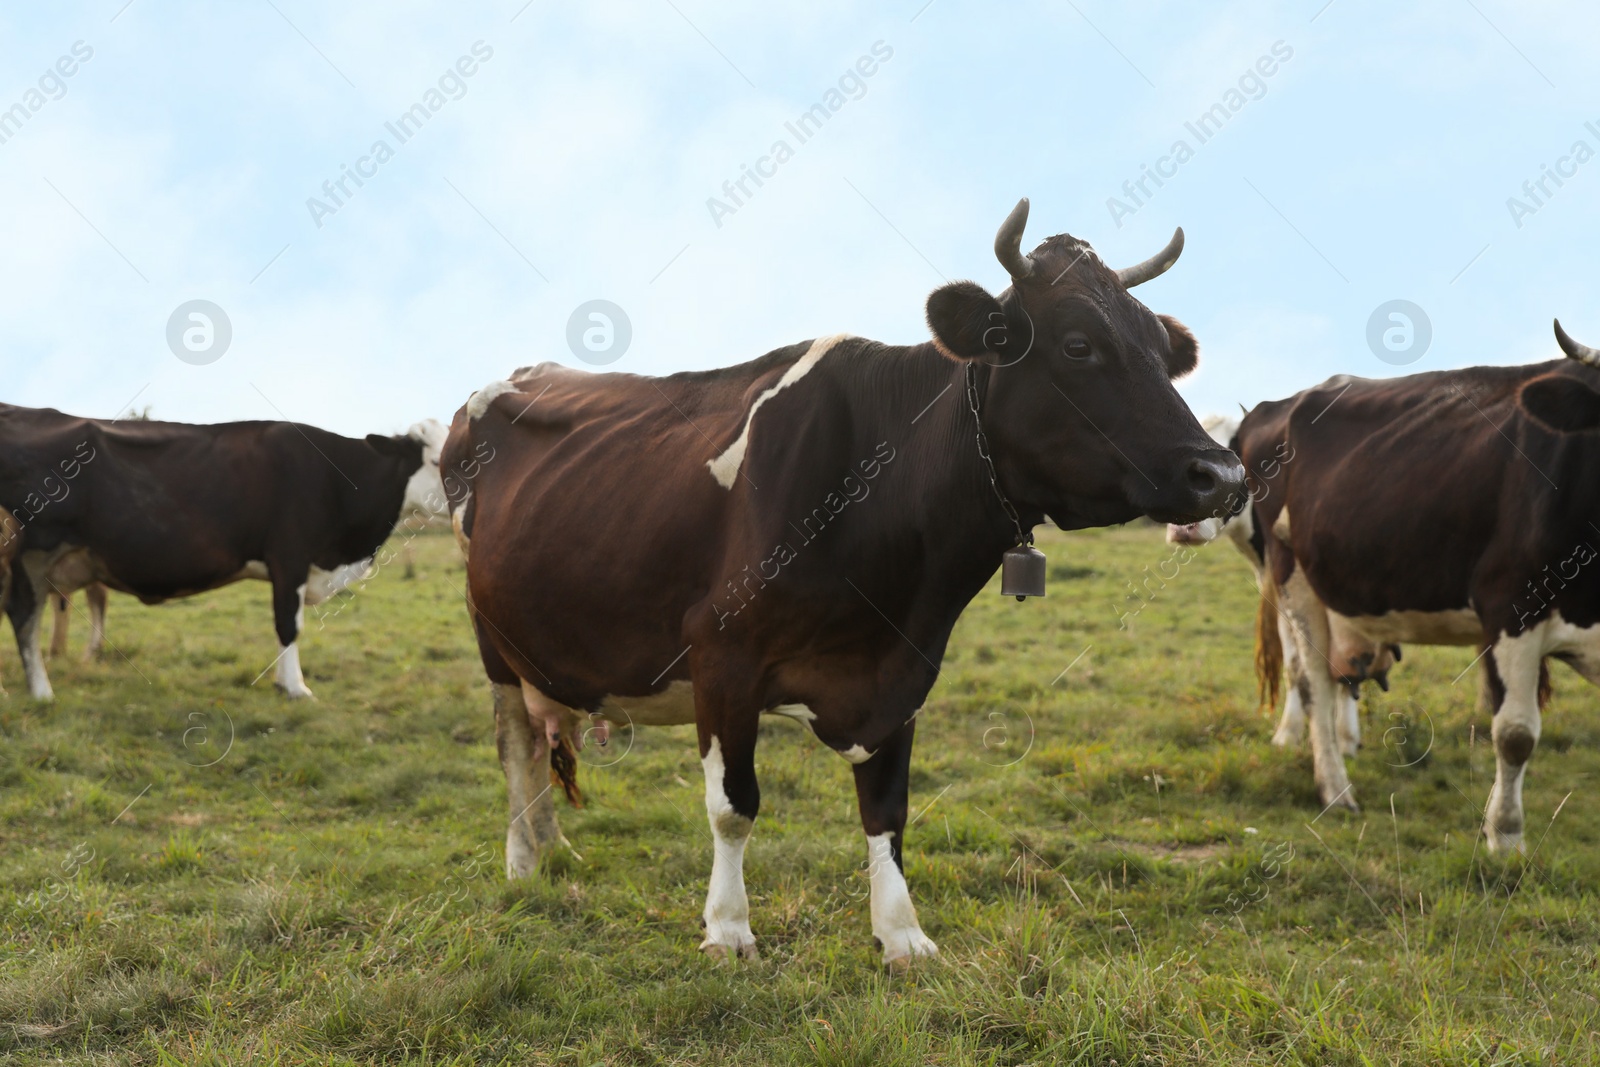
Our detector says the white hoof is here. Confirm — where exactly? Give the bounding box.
[880,928,938,969]
[701,927,759,961]
[1484,826,1524,855]
[506,828,541,879]
[275,682,315,700]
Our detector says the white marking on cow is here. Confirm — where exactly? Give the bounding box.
[496,682,568,876]
[1336,688,1361,757]
[840,744,874,764]
[467,380,519,420]
[450,496,472,560]
[1272,506,1291,541]
[706,334,852,489]
[17,550,64,699]
[305,560,373,606]
[230,561,270,582]
[274,641,312,699]
[1166,515,1225,545]
[275,585,313,699]
[401,419,449,517]
[1277,569,1355,811]
[700,736,757,958]
[866,831,937,964]
[769,703,816,724]
[1337,608,1479,646]
[1485,618,1552,854]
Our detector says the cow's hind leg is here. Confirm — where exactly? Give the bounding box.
[84,583,107,660]
[697,703,760,961]
[9,556,53,700]
[1337,687,1361,758]
[1484,625,1547,854]
[269,572,313,699]
[49,593,69,659]
[496,682,569,876]
[853,718,936,968]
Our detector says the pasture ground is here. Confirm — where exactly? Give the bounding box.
[2,524,1598,1065]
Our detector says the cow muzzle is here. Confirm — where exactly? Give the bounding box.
[1151,452,1245,525]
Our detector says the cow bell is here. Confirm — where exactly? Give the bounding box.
[1000,544,1047,601]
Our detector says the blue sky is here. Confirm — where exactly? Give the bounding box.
[0,0,1596,435]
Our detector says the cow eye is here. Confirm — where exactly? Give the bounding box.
[1063,338,1093,360]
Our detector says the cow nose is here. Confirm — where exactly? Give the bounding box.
[1184,455,1245,514]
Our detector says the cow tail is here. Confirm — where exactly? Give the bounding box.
[1256,571,1283,713]
[550,736,584,808]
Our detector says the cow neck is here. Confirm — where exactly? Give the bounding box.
[964,360,1029,548]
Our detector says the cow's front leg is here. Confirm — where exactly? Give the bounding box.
[497,682,567,876]
[853,718,936,968]
[270,573,313,699]
[8,556,52,700]
[1279,571,1357,812]
[1484,626,1546,854]
[698,711,760,961]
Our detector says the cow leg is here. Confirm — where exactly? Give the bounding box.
[49,593,69,659]
[270,576,313,699]
[1337,687,1361,758]
[853,719,937,967]
[496,682,567,877]
[1279,572,1357,811]
[84,583,107,660]
[1484,626,1546,854]
[1271,614,1307,746]
[8,556,52,700]
[698,710,760,961]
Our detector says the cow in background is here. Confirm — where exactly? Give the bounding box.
[38,420,449,666]
[1244,322,1600,846]
[1167,412,1400,756]
[0,407,438,700]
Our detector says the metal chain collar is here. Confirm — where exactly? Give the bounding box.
[964,361,1030,547]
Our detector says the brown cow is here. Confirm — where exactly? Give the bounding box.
[1242,324,1600,849]
[446,199,1244,963]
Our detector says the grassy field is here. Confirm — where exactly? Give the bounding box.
[2,522,1598,1065]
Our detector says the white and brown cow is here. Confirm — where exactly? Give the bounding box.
[1167,414,1399,757]
[444,199,1245,965]
[1240,322,1600,850]
[0,408,439,700]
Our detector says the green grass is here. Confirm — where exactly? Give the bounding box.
[2,523,1598,1064]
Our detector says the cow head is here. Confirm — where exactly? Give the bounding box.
[1530,320,1600,433]
[926,199,1243,527]
[400,419,450,517]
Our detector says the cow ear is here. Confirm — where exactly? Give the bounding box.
[1159,314,1198,379]
[1520,376,1600,433]
[926,280,1005,361]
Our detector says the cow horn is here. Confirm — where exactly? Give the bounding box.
[1116,227,1185,288]
[994,197,1034,280]
[1554,318,1600,368]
